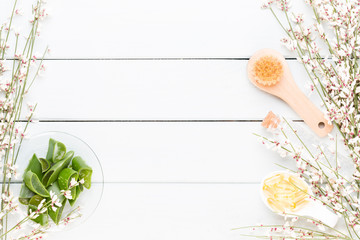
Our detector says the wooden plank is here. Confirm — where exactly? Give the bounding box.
[26,60,323,120]
[1,0,314,58]
[48,183,284,240]
[25,121,313,183]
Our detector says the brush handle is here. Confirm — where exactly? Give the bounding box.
[280,80,333,137]
[247,48,334,137]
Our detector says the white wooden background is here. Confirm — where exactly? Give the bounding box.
[1,0,329,239]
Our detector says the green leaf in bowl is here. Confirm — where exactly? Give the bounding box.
[24,171,50,198]
[69,185,81,206]
[47,182,66,224]
[46,138,66,163]
[19,183,35,205]
[72,156,92,189]
[24,154,42,179]
[28,195,48,226]
[58,168,79,203]
[49,198,66,225]
[39,158,51,173]
[42,151,74,187]
[58,168,78,190]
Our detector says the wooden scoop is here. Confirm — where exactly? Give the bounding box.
[247,49,333,137]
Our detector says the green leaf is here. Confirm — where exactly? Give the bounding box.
[19,183,35,205]
[72,156,92,189]
[42,151,74,187]
[39,158,50,173]
[58,168,78,191]
[58,168,78,203]
[47,181,65,203]
[24,171,50,197]
[28,195,48,226]
[79,183,84,192]
[24,154,42,179]
[49,198,66,225]
[46,138,66,163]
[46,138,56,162]
[69,185,81,206]
[47,182,66,224]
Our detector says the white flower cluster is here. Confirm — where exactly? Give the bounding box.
[262,0,292,11]
[28,199,46,220]
[248,0,360,239]
[263,0,360,166]
[0,0,48,186]
[0,1,62,240]
[258,119,360,238]
[49,190,62,212]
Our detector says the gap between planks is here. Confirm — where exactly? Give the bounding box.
[8,181,260,184]
[5,58,299,61]
[30,120,304,123]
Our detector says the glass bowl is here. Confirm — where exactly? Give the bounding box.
[16,131,104,230]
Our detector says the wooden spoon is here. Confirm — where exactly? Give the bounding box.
[247,49,333,137]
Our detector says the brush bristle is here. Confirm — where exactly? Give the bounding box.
[253,56,283,86]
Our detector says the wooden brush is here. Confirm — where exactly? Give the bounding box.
[247,48,333,137]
